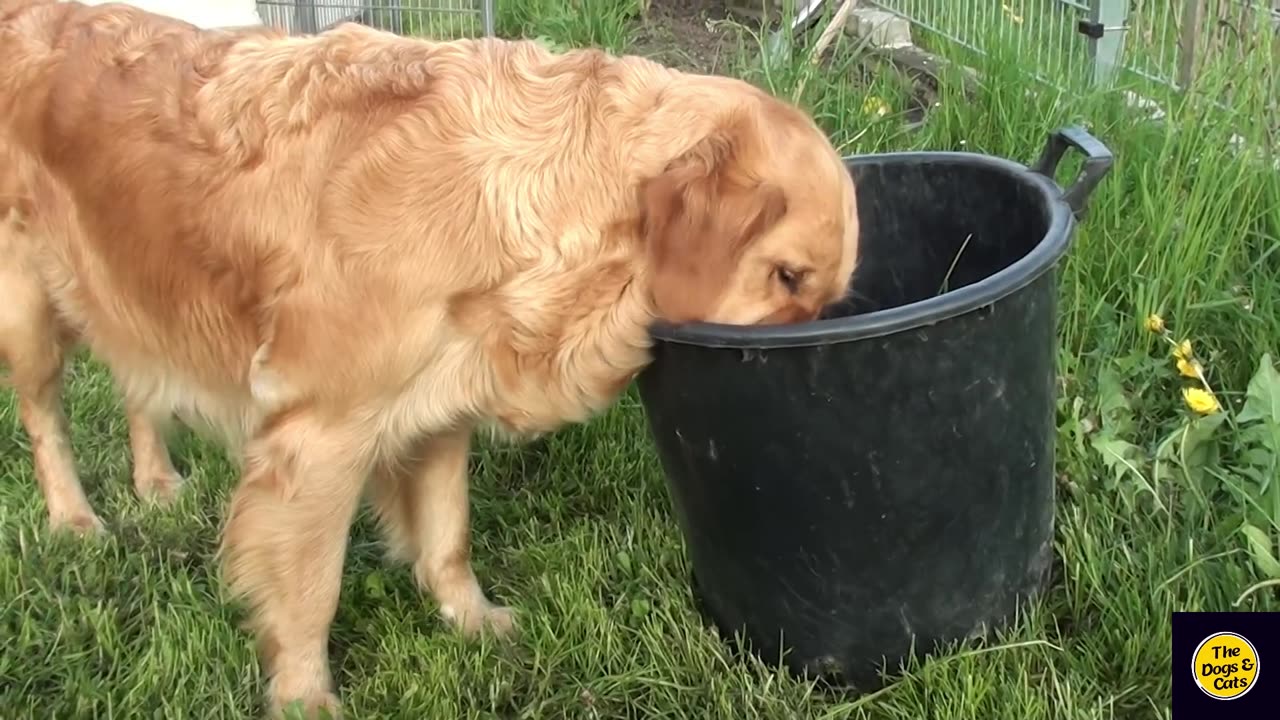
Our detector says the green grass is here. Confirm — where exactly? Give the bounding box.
[397,1,488,40]
[5,2,1280,718]
[496,0,644,53]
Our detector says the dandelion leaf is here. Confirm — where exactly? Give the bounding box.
[1097,366,1135,435]
[1156,413,1227,490]
[1238,353,1280,425]
[1090,435,1145,489]
[1241,524,1280,579]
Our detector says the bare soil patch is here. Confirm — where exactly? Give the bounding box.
[629,0,737,74]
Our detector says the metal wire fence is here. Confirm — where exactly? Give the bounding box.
[867,0,1280,90]
[256,0,495,37]
[866,0,1095,83]
[1123,0,1280,88]
[251,1,1274,92]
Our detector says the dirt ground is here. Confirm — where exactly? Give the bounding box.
[629,0,738,73]
[630,1,934,125]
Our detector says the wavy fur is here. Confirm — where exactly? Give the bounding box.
[0,1,859,716]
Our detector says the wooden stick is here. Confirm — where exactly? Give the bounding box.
[1176,0,1205,89]
[809,0,860,64]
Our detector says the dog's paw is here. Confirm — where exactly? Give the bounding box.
[271,687,341,720]
[133,469,184,506]
[49,510,106,537]
[445,601,518,639]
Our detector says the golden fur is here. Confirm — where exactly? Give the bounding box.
[0,0,859,715]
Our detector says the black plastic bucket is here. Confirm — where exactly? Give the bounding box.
[636,128,1114,687]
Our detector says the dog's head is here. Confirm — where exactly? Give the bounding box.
[639,78,858,326]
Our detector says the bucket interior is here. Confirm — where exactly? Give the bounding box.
[822,157,1054,319]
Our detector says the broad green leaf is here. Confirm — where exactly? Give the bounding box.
[615,550,633,575]
[363,571,387,600]
[1097,366,1134,434]
[1241,524,1280,579]
[1240,447,1276,468]
[1059,395,1089,458]
[1238,353,1280,425]
[1156,413,1227,492]
[1090,435,1145,489]
[1180,412,1228,462]
[1235,465,1270,489]
[630,596,651,619]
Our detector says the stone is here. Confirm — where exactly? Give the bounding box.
[847,8,913,49]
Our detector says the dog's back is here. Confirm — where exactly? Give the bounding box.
[0,1,660,418]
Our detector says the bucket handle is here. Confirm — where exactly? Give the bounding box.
[1030,126,1114,220]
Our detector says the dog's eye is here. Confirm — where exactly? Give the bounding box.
[775,265,804,293]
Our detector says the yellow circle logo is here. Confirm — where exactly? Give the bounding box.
[1192,631,1260,700]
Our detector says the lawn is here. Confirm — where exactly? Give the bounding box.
[3,1,1280,718]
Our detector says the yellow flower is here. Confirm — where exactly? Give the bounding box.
[1001,3,1024,24]
[862,96,890,118]
[1173,339,1193,361]
[1182,386,1222,415]
[1144,314,1166,333]
[1176,357,1202,379]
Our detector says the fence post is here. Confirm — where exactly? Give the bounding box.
[1087,0,1131,85]
[481,0,496,36]
[292,0,318,33]
[1176,0,1205,89]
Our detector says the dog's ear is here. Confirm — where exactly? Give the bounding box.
[639,115,787,323]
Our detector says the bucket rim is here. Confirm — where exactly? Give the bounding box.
[647,150,1075,349]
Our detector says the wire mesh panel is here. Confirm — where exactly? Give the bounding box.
[867,0,1094,83]
[1119,0,1179,85]
[256,0,494,38]
[1120,0,1280,88]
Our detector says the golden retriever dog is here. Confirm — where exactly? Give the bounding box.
[0,0,859,715]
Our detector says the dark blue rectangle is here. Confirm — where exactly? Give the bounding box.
[1172,611,1278,719]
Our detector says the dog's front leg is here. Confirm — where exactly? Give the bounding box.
[221,412,369,719]
[369,427,516,637]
